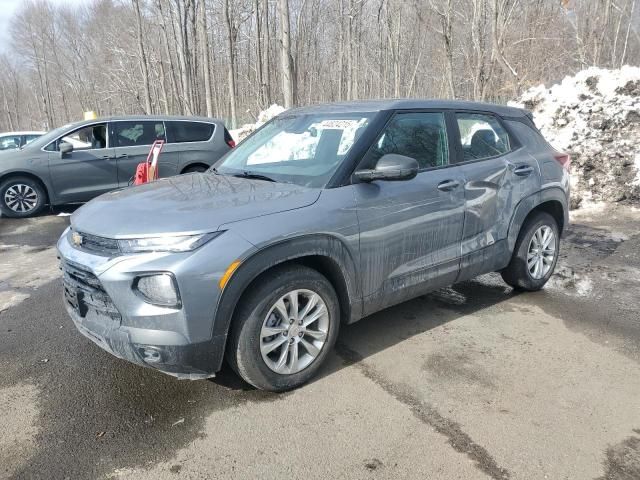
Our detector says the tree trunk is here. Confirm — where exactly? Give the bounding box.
[198,0,213,116]
[224,0,238,127]
[133,0,153,114]
[277,0,295,108]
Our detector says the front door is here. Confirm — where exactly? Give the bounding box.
[353,111,465,315]
[110,120,178,186]
[48,123,117,203]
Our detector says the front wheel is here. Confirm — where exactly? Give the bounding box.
[227,265,340,391]
[501,211,560,291]
[0,177,47,218]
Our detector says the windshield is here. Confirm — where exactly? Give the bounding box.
[25,121,84,150]
[214,113,374,188]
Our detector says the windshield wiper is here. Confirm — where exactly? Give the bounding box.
[232,171,277,182]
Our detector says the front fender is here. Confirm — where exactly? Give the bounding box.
[210,234,361,369]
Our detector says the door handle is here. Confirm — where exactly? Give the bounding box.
[513,165,534,176]
[437,180,461,192]
[115,154,128,159]
[100,155,112,159]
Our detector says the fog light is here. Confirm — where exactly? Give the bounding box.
[140,346,163,364]
[133,273,181,308]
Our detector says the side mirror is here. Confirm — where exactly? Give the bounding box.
[354,153,419,182]
[59,141,73,157]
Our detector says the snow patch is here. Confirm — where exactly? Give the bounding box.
[512,66,640,207]
[229,104,286,143]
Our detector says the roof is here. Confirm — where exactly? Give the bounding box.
[285,99,528,117]
[56,115,226,131]
[0,131,46,136]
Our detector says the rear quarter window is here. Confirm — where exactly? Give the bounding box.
[167,121,215,143]
[456,113,511,161]
[506,120,554,151]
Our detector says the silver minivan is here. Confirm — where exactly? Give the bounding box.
[0,116,233,217]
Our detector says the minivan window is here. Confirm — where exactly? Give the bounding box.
[167,121,214,143]
[113,121,166,147]
[47,124,108,151]
[368,112,449,169]
[456,113,511,161]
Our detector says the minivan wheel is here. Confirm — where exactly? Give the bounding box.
[227,265,340,392]
[182,165,208,174]
[0,177,46,218]
[501,211,560,291]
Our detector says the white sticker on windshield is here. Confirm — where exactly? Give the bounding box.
[318,119,360,130]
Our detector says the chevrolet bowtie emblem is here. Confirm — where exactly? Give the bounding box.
[72,232,83,246]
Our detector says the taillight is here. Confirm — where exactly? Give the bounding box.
[227,139,236,148]
[554,151,571,170]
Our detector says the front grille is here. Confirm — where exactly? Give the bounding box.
[70,230,120,256]
[61,260,121,320]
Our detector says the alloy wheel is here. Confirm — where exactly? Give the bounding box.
[527,225,556,279]
[4,184,38,213]
[260,289,329,374]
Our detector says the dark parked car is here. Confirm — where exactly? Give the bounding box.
[0,116,234,217]
[57,100,570,391]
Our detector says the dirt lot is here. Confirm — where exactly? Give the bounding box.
[1,204,639,480]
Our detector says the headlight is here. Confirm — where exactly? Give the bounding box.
[133,273,181,308]
[117,231,223,253]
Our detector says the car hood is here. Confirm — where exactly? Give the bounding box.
[71,173,321,238]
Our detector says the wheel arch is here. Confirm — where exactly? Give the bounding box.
[506,188,568,253]
[210,234,361,371]
[180,163,210,174]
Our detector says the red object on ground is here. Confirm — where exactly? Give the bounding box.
[133,140,165,186]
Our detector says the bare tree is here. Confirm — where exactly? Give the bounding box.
[277,0,295,107]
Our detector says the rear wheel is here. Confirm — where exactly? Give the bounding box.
[501,211,560,291]
[227,265,340,391]
[0,177,46,218]
[182,165,208,174]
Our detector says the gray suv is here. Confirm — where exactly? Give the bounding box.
[57,100,570,391]
[0,116,233,217]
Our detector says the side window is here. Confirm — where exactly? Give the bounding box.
[167,121,214,143]
[0,135,21,151]
[113,121,166,147]
[456,113,511,161]
[24,135,41,144]
[54,124,108,151]
[369,112,449,169]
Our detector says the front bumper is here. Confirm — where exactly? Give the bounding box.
[57,228,255,379]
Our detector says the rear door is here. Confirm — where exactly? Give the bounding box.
[47,122,117,203]
[353,111,466,314]
[452,111,541,280]
[111,120,178,186]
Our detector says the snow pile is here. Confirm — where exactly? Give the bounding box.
[511,66,640,207]
[229,104,286,143]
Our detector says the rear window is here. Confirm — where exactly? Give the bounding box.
[456,113,511,161]
[167,121,215,143]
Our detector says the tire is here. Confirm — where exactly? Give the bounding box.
[182,165,208,174]
[501,211,560,291]
[227,265,340,392]
[0,176,47,218]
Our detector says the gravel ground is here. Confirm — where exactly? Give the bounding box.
[0,204,639,480]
